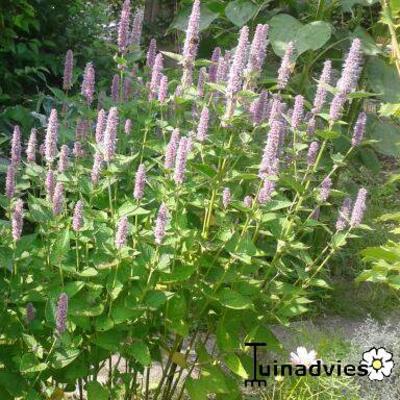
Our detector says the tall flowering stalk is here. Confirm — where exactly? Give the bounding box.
[258,179,275,204]
[125,119,132,135]
[72,200,84,232]
[6,164,15,199]
[181,0,201,88]
[103,107,119,162]
[45,170,56,200]
[164,129,180,169]
[95,109,107,145]
[154,203,169,245]
[208,47,221,83]
[11,125,22,166]
[45,109,59,164]
[352,112,367,147]
[146,39,157,68]
[259,120,282,177]
[63,49,74,91]
[149,53,164,100]
[197,67,207,97]
[350,188,367,227]
[26,128,37,163]
[52,182,64,216]
[115,216,129,249]
[133,164,146,200]
[158,75,168,103]
[222,187,231,209]
[174,137,190,185]
[307,141,320,166]
[336,197,352,231]
[11,199,24,241]
[291,95,304,130]
[250,90,268,125]
[55,293,68,335]
[111,74,120,103]
[130,8,144,47]
[312,60,331,114]
[196,107,209,142]
[91,151,104,185]
[81,62,95,105]
[277,42,294,89]
[320,177,332,202]
[118,0,131,54]
[58,145,69,173]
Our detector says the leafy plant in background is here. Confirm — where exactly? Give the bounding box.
[0,0,382,399]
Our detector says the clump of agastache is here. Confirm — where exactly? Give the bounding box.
[55,293,69,335]
[277,42,294,89]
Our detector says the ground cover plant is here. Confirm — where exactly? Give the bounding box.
[0,0,387,399]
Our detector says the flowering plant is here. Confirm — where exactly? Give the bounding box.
[0,0,371,398]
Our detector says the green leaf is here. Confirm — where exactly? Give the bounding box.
[225,0,257,27]
[128,341,151,366]
[342,0,379,12]
[269,14,331,59]
[369,117,400,156]
[50,348,80,369]
[86,382,109,400]
[20,354,47,374]
[50,229,70,265]
[144,290,167,309]
[224,353,248,378]
[171,5,219,32]
[218,288,252,310]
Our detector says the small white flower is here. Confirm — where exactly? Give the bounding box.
[290,346,318,368]
[361,347,394,381]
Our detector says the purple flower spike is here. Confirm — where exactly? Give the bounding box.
[244,195,253,208]
[58,145,70,173]
[277,42,294,89]
[72,200,84,232]
[123,77,133,101]
[45,169,56,200]
[312,60,331,114]
[149,53,164,100]
[217,51,231,83]
[125,119,132,135]
[91,151,104,185]
[174,137,190,185]
[75,119,89,141]
[45,109,59,163]
[319,176,332,202]
[350,188,367,227]
[246,24,269,75]
[55,293,68,335]
[133,163,146,200]
[11,198,24,241]
[73,141,85,159]
[146,39,157,68]
[52,182,64,216]
[259,120,282,177]
[115,216,129,249]
[336,197,352,231]
[329,92,347,122]
[197,67,207,97]
[111,74,120,103]
[307,141,320,166]
[197,107,210,142]
[158,74,169,103]
[103,107,119,162]
[258,179,275,204]
[130,8,144,47]
[307,116,316,136]
[222,187,231,209]
[337,38,362,95]
[63,49,74,91]
[118,0,131,53]
[26,303,36,324]
[268,95,283,125]
[26,128,37,163]
[291,95,304,130]
[227,26,249,96]
[352,112,367,147]
[208,47,221,83]
[6,164,16,199]
[154,203,169,245]
[81,62,95,105]
[95,109,107,145]
[164,128,180,169]
[11,125,22,166]
[181,0,201,87]
[251,90,268,125]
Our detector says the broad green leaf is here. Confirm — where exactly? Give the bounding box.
[218,288,252,310]
[368,117,400,156]
[128,340,151,366]
[86,382,109,400]
[20,354,47,374]
[225,0,257,27]
[224,353,248,378]
[171,5,218,32]
[269,14,331,59]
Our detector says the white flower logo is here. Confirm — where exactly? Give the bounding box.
[361,347,394,381]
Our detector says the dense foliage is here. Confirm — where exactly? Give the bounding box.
[0,0,399,399]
